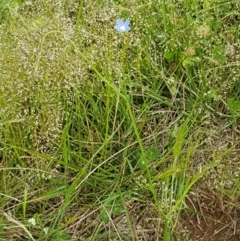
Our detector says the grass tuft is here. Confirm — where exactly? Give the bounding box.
[0,0,240,240]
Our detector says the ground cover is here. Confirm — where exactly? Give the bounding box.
[0,0,239,240]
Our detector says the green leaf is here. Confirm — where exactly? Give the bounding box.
[182,57,201,68]
[113,205,122,216]
[164,49,176,62]
[173,119,189,161]
[138,155,148,169]
[212,45,225,64]
[145,147,160,161]
[227,98,240,115]
[52,231,72,241]
[100,209,110,223]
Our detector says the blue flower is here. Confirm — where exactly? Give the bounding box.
[114,19,131,33]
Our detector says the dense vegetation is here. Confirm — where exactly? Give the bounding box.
[0,0,239,240]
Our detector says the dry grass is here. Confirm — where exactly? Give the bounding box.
[0,0,240,240]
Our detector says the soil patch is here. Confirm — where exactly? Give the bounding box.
[178,186,240,241]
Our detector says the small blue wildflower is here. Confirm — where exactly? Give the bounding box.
[114,19,131,33]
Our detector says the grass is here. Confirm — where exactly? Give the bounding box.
[0,0,239,240]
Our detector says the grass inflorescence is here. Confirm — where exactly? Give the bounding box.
[0,0,240,240]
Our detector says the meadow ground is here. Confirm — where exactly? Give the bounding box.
[0,0,240,240]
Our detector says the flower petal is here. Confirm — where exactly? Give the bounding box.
[123,21,131,31]
[114,19,131,33]
[116,19,124,26]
